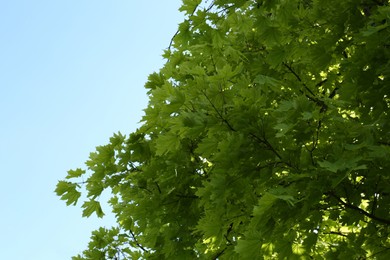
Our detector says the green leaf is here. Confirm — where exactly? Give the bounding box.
[273,122,295,138]
[361,23,389,37]
[253,193,277,219]
[179,0,201,15]
[155,132,181,156]
[267,48,287,68]
[86,181,104,199]
[254,74,281,87]
[195,136,219,157]
[82,200,104,218]
[55,181,81,206]
[235,232,262,260]
[272,194,297,207]
[301,111,313,120]
[318,160,342,173]
[66,168,85,179]
[145,72,165,91]
[319,157,366,174]
[276,100,295,112]
[261,25,282,47]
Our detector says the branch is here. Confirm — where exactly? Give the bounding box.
[129,229,149,253]
[175,194,198,199]
[255,161,284,171]
[212,247,227,260]
[168,30,180,50]
[371,177,380,215]
[328,87,338,99]
[249,132,282,161]
[168,2,201,50]
[283,62,315,97]
[323,231,348,238]
[201,89,236,132]
[154,181,161,194]
[206,1,216,12]
[167,1,236,50]
[283,62,330,112]
[328,192,390,225]
[367,247,390,259]
[316,78,328,87]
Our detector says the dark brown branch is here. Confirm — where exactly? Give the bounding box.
[328,192,390,225]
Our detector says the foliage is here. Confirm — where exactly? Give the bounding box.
[56,0,390,259]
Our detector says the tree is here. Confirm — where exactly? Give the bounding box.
[56,0,390,259]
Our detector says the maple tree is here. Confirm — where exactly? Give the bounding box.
[56,0,390,259]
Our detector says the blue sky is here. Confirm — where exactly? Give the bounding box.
[0,1,183,259]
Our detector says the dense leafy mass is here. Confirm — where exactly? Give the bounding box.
[56,0,390,259]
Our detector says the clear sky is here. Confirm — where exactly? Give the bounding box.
[0,1,183,259]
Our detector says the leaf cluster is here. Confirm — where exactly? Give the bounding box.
[56,0,390,259]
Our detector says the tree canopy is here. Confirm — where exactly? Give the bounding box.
[56,0,390,259]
